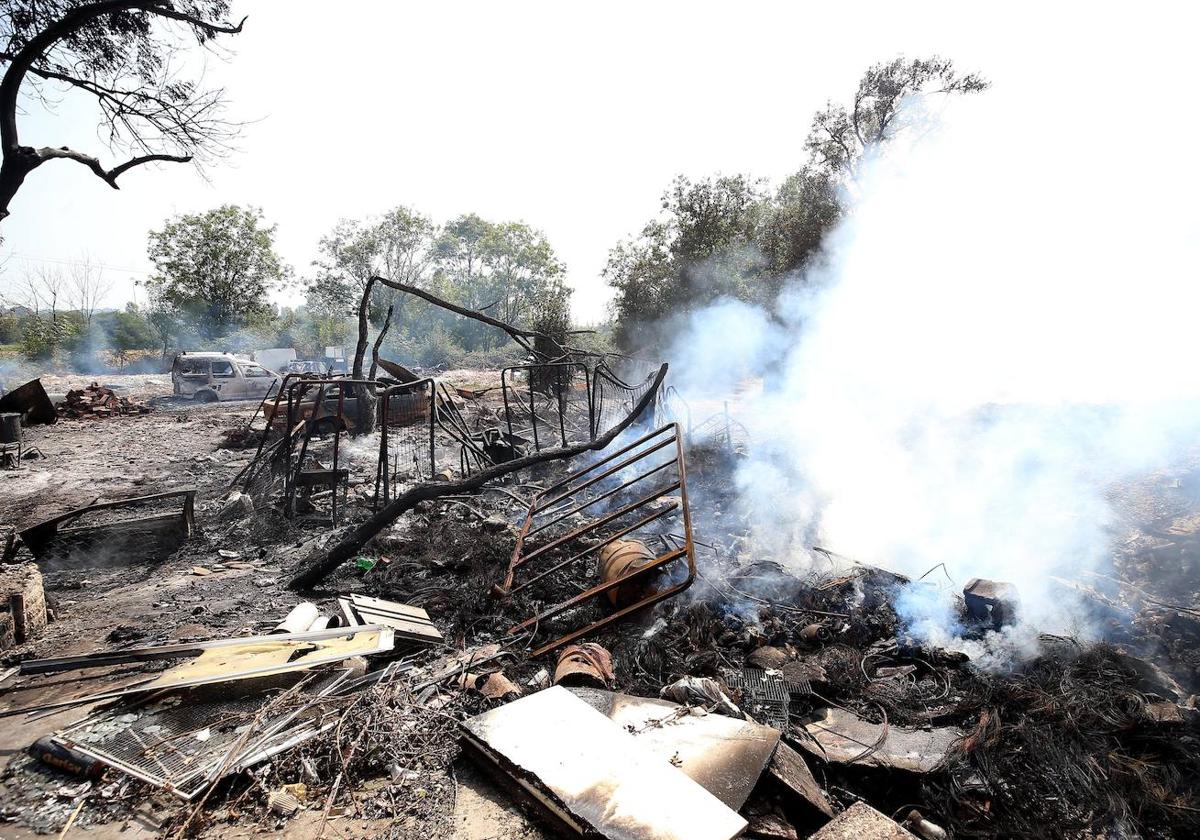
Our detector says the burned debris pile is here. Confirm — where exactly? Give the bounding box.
[57,382,151,419]
[3,289,1199,840]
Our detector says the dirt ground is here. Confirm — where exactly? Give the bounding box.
[0,373,543,839]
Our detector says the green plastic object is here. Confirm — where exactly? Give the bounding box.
[355,556,377,572]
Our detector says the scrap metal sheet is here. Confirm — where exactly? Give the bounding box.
[569,687,779,810]
[800,707,962,773]
[462,686,746,840]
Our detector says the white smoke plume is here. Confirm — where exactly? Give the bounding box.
[665,76,1200,656]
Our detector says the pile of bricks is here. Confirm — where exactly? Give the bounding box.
[57,382,151,419]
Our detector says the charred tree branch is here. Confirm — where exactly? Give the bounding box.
[368,275,601,361]
[368,303,395,381]
[352,276,376,380]
[369,275,539,355]
[0,0,243,221]
[287,363,669,590]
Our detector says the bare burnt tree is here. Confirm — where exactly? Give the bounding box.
[0,0,245,223]
[68,253,111,325]
[19,264,67,319]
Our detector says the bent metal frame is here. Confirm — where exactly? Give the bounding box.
[495,422,696,656]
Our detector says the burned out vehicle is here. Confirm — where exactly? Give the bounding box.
[171,352,278,402]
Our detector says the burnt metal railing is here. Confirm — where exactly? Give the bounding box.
[658,385,692,436]
[235,372,352,496]
[500,362,593,452]
[495,422,695,656]
[690,403,749,453]
[428,382,496,476]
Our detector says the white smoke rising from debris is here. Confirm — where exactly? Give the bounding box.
[667,82,1200,655]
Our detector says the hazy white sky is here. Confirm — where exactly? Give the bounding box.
[0,2,1190,321]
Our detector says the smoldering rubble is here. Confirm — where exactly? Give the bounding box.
[0,348,1198,840]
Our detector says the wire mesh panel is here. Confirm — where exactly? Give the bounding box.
[501,363,593,451]
[54,670,349,800]
[591,361,661,438]
[375,379,436,504]
[658,385,692,435]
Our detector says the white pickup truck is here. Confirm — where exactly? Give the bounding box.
[171,352,278,402]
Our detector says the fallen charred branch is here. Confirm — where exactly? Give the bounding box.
[287,363,668,590]
[369,275,544,355]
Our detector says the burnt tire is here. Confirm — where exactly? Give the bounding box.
[194,390,219,403]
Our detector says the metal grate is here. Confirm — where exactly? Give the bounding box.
[55,670,349,800]
[723,667,811,731]
[501,363,593,452]
[375,379,436,504]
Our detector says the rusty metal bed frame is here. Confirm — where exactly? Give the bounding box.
[495,422,695,656]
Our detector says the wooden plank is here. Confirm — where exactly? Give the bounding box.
[4,627,393,719]
[338,597,361,627]
[352,610,442,641]
[348,594,442,641]
[19,624,387,675]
